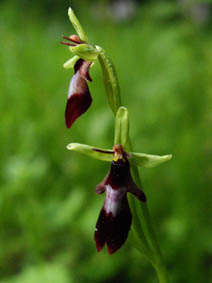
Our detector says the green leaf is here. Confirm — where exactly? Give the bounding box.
[67,143,114,162]
[130,152,172,168]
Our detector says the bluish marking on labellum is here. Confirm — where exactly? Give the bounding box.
[61,35,92,128]
[94,145,146,254]
[65,58,92,128]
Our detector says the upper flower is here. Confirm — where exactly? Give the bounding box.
[61,7,120,127]
[94,145,146,254]
[66,57,92,128]
[61,35,94,128]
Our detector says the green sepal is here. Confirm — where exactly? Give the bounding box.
[68,7,88,43]
[69,44,99,61]
[67,143,114,162]
[114,106,129,148]
[130,152,172,168]
[63,55,80,69]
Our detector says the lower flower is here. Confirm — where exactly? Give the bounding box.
[94,145,146,254]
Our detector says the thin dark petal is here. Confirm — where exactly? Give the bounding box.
[62,35,81,44]
[65,76,92,128]
[95,184,106,194]
[128,178,147,202]
[62,35,72,41]
[74,59,92,82]
[94,196,132,254]
[60,41,75,47]
[95,172,110,194]
[92,148,114,155]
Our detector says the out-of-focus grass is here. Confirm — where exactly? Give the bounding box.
[0,1,211,282]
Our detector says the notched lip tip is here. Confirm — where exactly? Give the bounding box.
[65,122,71,129]
[96,244,104,253]
[107,246,117,255]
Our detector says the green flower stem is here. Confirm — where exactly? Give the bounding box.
[130,161,168,283]
[153,262,169,283]
[126,116,169,283]
[99,47,168,283]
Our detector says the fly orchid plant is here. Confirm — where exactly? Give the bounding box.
[61,7,172,283]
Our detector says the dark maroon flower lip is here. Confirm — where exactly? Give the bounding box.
[65,58,92,128]
[94,147,146,254]
[95,196,132,254]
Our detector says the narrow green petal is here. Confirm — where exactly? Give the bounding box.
[68,7,88,43]
[67,143,114,162]
[63,55,80,69]
[130,152,172,168]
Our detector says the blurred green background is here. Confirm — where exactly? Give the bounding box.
[0,0,212,282]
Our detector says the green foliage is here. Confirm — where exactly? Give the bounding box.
[0,1,211,282]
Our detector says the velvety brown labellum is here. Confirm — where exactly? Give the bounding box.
[94,158,146,254]
[65,89,92,128]
[65,59,92,128]
[95,196,132,254]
